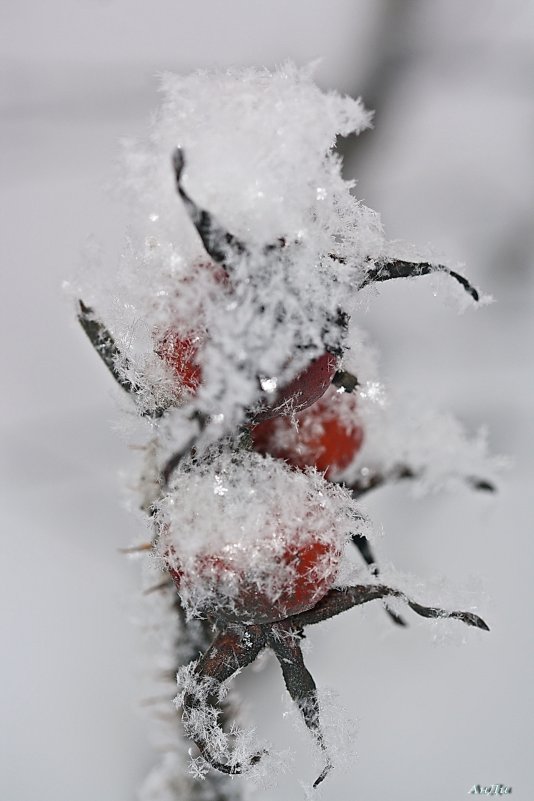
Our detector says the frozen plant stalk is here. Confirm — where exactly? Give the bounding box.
[76,64,493,797]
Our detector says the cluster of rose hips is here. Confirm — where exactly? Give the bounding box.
[79,148,489,786]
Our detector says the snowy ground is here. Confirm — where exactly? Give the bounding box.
[1,2,533,800]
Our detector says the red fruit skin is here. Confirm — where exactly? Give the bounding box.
[154,261,228,395]
[156,330,203,393]
[251,392,364,479]
[166,536,340,624]
[255,351,338,421]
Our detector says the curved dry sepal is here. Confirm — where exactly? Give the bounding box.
[268,623,332,788]
[172,148,247,266]
[179,625,267,776]
[77,300,139,394]
[77,300,171,419]
[347,464,496,500]
[351,534,407,627]
[360,258,480,302]
[467,476,496,492]
[403,599,489,630]
[293,584,489,632]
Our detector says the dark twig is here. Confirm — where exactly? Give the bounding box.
[173,147,291,268]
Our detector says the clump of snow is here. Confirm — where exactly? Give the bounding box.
[76,63,388,432]
[124,62,375,250]
[155,448,364,622]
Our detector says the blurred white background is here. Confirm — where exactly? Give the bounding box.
[1,2,533,800]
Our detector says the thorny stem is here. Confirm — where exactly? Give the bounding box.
[139,439,248,801]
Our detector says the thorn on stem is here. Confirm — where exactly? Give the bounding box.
[119,542,153,554]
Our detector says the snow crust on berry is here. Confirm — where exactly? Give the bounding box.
[155,449,362,621]
[78,63,386,430]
